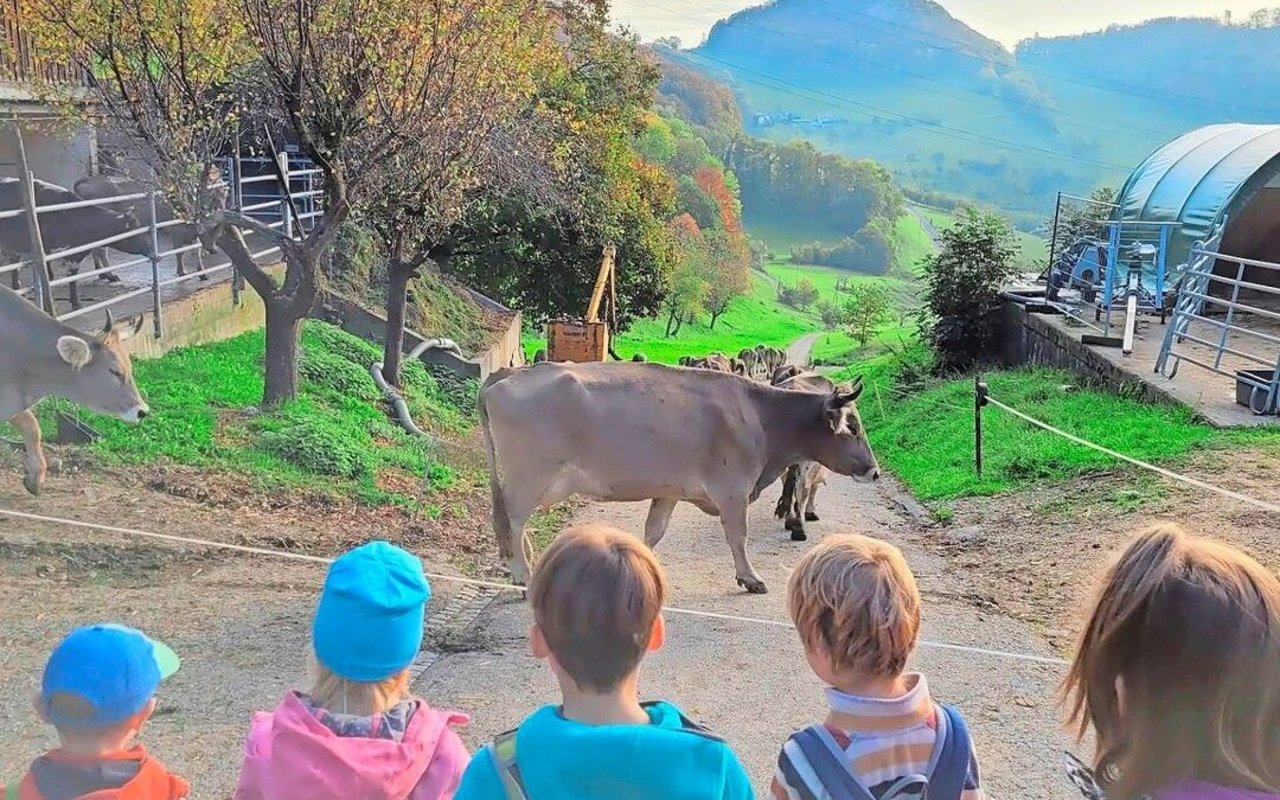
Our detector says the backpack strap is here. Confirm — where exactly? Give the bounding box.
[640,701,727,743]
[926,704,975,800]
[791,724,878,800]
[485,730,528,800]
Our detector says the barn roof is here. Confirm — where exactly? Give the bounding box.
[1115,123,1280,269]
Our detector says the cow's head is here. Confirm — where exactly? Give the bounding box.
[809,377,879,483]
[55,312,150,423]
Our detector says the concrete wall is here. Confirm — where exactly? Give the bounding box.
[0,115,96,189]
[1001,302,1175,406]
[113,276,269,361]
[312,291,524,380]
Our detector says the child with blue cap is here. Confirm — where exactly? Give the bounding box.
[234,540,469,800]
[6,623,189,800]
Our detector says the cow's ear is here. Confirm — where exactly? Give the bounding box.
[56,335,93,369]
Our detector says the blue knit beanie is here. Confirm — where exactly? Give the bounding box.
[312,541,431,682]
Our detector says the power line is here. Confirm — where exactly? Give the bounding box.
[724,2,1280,119]
[684,49,1130,171]
[644,0,1181,144]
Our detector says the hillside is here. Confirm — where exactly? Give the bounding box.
[689,1,1280,220]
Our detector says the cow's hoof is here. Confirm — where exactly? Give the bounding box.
[737,577,769,594]
[805,511,820,522]
[23,473,43,496]
[790,529,807,542]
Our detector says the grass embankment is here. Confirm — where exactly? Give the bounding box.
[919,206,1043,267]
[39,322,474,508]
[832,360,1237,503]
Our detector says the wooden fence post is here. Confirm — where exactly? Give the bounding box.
[974,374,989,476]
[20,170,54,314]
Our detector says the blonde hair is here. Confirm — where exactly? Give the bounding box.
[309,661,409,717]
[788,533,921,678]
[1064,523,1280,798]
[529,524,667,692]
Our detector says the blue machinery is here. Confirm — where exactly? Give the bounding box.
[1046,213,1179,353]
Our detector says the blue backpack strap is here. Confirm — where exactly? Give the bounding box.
[927,704,975,800]
[485,730,528,800]
[791,725,878,800]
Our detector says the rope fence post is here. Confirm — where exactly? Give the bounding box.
[21,168,54,314]
[974,374,989,476]
[276,150,293,241]
[231,145,245,306]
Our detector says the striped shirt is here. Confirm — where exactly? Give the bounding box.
[770,674,984,800]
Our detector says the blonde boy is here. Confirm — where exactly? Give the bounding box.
[8,624,188,800]
[772,534,984,800]
[456,524,753,800]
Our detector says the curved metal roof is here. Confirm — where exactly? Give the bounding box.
[1114,123,1280,269]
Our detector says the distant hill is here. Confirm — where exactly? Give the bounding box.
[687,1,1280,221]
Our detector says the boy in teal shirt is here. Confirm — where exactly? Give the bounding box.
[456,525,754,800]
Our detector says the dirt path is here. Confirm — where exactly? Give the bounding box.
[787,332,821,366]
[422,476,1075,799]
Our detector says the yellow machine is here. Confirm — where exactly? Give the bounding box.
[546,245,615,363]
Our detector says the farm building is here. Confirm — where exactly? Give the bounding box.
[1114,123,1280,301]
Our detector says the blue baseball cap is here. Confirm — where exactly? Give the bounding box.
[41,624,180,729]
[313,541,431,682]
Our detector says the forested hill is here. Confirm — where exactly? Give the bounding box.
[687,0,1280,222]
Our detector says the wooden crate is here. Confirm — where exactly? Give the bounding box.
[546,319,608,363]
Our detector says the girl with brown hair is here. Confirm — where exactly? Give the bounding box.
[1063,523,1280,800]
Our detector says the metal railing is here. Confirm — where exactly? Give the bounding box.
[8,152,322,339]
[1155,235,1280,415]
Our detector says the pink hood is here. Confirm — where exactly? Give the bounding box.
[233,691,469,800]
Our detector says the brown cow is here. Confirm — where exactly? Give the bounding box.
[480,362,878,593]
[771,369,839,541]
[0,287,149,494]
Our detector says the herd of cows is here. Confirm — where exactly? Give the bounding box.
[0,275,876,597]
[481,348,877,594]
[0,174,218,309]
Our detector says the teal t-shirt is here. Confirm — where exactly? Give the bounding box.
[455,701,755,800]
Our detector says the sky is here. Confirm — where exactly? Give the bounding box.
[612,0,1269,49]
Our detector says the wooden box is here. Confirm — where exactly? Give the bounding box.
[547,319,608,363]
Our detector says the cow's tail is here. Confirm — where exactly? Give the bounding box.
[774,463,799,519]
[480,370,514,560]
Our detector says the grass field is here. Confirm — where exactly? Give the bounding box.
[37,322,471,507]
[830,360,1232,502]
[615,274,813,363]
[808,323,916,366]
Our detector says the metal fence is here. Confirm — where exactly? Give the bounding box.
[3,151,322,337]
[1155,231,1280,415]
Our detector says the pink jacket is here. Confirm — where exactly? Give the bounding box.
[233,691,469,800]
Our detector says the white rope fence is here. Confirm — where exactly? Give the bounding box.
[984,395,1280,515]
[0,505,1069,668]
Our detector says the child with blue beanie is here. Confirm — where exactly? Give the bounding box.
[234,540,469,800]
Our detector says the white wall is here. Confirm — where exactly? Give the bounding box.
[0,114,96,189]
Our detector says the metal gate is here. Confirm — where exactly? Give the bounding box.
[1155,228,1280,415]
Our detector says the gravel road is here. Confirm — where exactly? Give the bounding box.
[422,475,1078,799]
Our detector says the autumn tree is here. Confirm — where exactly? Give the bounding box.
[29,0,536,404]
[444,2,676,331]
[663,213,707,336]
[702,229,751,329]
[356,0,558,387]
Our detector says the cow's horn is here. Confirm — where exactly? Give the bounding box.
[119,314,145,342]
[101,310,114,335]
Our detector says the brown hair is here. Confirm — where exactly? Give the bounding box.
[44,692,140,742]
[529,525,666,692]
[788,533,921,678]
[1064,523,1280,798]
[309,662,409,717]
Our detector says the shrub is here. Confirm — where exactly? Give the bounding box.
[299,348,380,402]
[920,209,1018,372]
[257,417,372,478]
